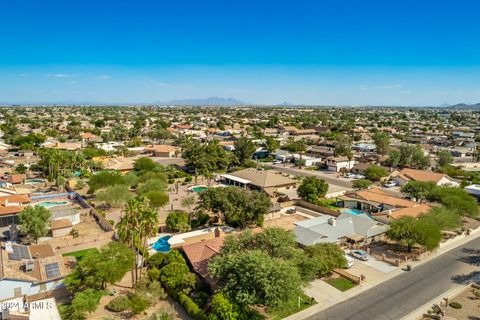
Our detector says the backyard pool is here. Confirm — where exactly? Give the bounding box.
[152,236,172,252]
[189,185,208,193]
[342,208,370,217]
[25,179,46,184]
[37,201,69,208]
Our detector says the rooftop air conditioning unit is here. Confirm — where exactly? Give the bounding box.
[25,260,34,272]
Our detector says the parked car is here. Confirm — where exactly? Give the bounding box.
[286,208,296,214]
[384,180,397,188]
[355,174,366,179]
[345,255,355,268]
[273,160,283,164]
[349,249,369,261]
[345,173,356,178]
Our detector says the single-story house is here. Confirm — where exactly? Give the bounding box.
[339,188,431,223]
[0,243,67,301]
[182,236,225,285]
[392,168,459,187]
[145,144,181,157]
[294,212,388,246]
[220,168,297,196]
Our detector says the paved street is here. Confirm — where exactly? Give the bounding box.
[305,236,480,320]
[271,164,353,189]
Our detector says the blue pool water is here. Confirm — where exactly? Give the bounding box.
[152,236,172,252]
[38,201,68,208]
[342,209,366,216]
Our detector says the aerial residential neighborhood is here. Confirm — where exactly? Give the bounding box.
[0,104,478,320]
[2,1,480,320]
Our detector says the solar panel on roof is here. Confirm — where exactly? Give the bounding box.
[45,263,60,279]
[8,253,20,261]
[12,244,31,259]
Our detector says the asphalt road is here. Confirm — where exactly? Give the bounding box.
[271,165,353,189]
[306,236,480,320]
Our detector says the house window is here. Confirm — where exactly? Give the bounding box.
[14,287,22,297]
[40,283,47,291]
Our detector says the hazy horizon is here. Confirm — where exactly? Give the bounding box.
[1,0,480,105]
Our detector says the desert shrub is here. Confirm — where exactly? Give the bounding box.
[149,310,175,320]
[148,267,161,281]
[106,295,130,312]
[129,293,151,314]
[449,301,462,309]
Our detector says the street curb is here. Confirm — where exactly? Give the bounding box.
[284,227,480,320]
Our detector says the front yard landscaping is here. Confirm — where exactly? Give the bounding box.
[325,276,357,292]
[269,292,316,320]
[62,248,99,261]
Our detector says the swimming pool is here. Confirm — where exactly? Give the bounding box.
[37,201,69,208]
[190,186,208,193]
[25,179,46,184]
[152,236,172,252]
[342,208,366,216]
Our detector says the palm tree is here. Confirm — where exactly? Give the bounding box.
[138,206,159,281]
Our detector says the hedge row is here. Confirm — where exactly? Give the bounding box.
[168,288,207,320]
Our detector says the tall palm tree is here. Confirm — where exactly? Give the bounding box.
[117,196,152,285]
[138,206,159,281]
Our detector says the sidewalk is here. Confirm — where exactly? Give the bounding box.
[285,227,480,320]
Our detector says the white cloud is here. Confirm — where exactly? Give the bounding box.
[96,75,112,80]
[373,84,403,89]
[152,82,168,87]
[46,73,76,78]
[67,80,77,85]
[19,73,28,77]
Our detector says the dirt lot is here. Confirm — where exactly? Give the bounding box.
[421,286,480,320]
[263,213,307,230]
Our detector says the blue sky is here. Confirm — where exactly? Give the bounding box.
[1,0,480,105]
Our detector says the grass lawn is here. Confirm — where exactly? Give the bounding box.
[62,248,98,261]
[269,292,316,319]
[325,277,357,292]
[316,198,341,210]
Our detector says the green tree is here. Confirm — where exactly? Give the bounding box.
[18,206,52,243]
[297,176,329,203]
[144,190,169,208]
[70,289,104,317]
[209,250,302,308]
[137,178,167,195]
[65,242,134,291]
[427,186,478,217]
[88,170,125,192]
[233,136,256,165]
[419,207,461,231]
[437,150,453,167]
[373,132,390,156]
[134,157,159,173]
[181,195,196,212]
[209,293,238,320]
[388,149,401,168]
[166,210,191,232]
[95,184,133,208]
[334,134,353,160]
[364,165,388,181]
[160,262,196,292]
[265,136,280,154]
[401,181,436,202]
[199,186,271,228]
[352,179,372,190]
[303,243,347,277]
[387,216,441,252]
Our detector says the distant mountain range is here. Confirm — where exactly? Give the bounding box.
[155,97,247,106]
[446,102,480,110]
